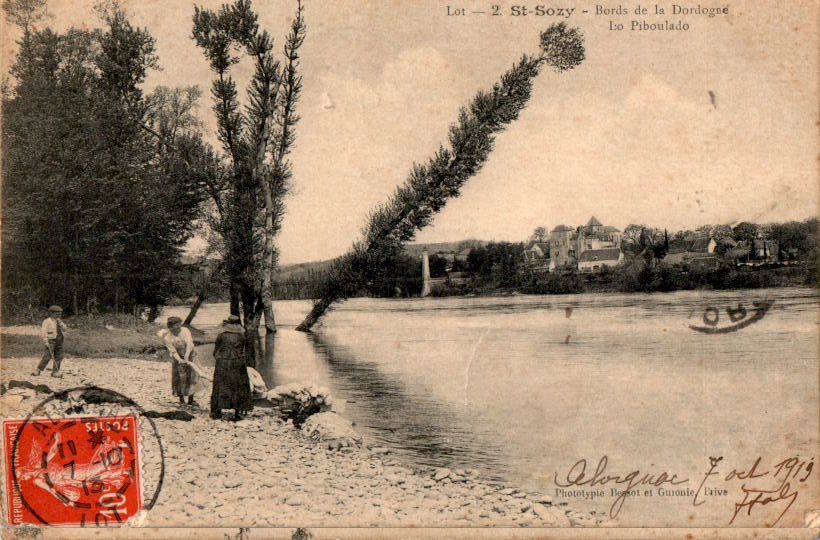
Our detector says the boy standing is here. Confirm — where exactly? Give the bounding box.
[33,305,68,378]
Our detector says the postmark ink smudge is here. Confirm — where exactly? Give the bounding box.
[688,299,774,334]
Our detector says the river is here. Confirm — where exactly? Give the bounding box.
[162,287,819,525]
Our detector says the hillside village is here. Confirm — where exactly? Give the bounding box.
[523,217,624,273]
[177,216,816,302]
[410,216,815,297]
[519,217,792,274]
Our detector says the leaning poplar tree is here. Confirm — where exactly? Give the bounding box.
[192,0,304,341]
[297,23,585,331]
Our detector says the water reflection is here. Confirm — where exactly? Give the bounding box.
[250,328,505,476]
[183,287,819,501]
[253,332,277,371]
[307,331,506,475]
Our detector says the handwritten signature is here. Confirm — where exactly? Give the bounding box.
[555,454,814,525]
[554,456,688,518]
[695,455,814,526]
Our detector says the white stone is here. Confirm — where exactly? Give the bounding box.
[529,494,553,505]
[284,494,310,506]
[433,468,451,481]
[532,503,570,526]
[301,412,362,446]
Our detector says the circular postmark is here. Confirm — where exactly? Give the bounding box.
[687,298,774,334]
[6,386,165,527]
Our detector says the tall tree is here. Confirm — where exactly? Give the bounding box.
[192,0,305,343]
[1,2,209,319]
[2,0,49,32]
[732,222,760,245]
[297,23,585,331]
[622,224,645,244]
[531,226,548,243]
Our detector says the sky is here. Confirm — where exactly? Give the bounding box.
[2,0,818,264]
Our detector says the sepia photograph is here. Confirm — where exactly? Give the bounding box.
[0,0,817,537]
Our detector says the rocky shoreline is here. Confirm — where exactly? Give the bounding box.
[0,354,603,527]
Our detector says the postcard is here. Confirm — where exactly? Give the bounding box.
[1,0,817,538]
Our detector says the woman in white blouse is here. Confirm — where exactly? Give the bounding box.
[160,316,200,406]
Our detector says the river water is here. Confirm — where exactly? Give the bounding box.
[162,287,819,525]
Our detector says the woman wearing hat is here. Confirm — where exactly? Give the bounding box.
[210,315,252,421]
[161,316,200,406]
[32,305,68,377]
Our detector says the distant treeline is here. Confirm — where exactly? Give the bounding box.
[429,250,817,297]
[272,253,426,300]
[509,262,815,296]
[267,218,819,301]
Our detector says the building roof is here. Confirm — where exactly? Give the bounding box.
[578,248,622,263]
[670,236,713,254]
[552,224,573,232]
[525,241,550,252]
[690,237,714,252]
[586,216,603,227]
[602,225,620,233]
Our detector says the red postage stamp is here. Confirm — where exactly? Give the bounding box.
[3,415,142,526]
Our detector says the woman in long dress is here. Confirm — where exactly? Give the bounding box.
[210,315,252,421]
[161,316,200,406]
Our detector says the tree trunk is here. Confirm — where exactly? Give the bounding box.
[183,293,206,326]
[255,169,278,335]
[261,271,276,333]
[244,314,260,368]
[241,284,258,366]
[247,48,280,336]
[184,261,216,326]
[254,295,267,361]
[295,294,338,332]
[230,279,241,317]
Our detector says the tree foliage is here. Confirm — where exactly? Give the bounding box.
[732,221,760,245]
[1,2,211,321]
[2,0,49,32]
[531,226,548,243]
[191,0,305,342]
[297,23,586,331]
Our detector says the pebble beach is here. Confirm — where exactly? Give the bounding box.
[0,347,604,528]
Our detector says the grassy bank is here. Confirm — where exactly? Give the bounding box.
[1,313,212,359]
[432,262,818,297]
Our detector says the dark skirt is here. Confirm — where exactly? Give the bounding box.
[210,331,252,414]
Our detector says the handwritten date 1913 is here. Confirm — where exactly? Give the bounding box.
[695,455,814,526]
[556,454,814,525]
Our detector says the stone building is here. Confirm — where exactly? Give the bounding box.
[548,217,622,271]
